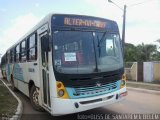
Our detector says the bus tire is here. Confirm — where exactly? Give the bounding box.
[10,76,17,91]
[30,86,44,112]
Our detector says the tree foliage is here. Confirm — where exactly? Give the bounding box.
[124,42,160,62]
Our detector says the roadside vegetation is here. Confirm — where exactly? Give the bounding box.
[125,41,160,62]
[0,80,18,118]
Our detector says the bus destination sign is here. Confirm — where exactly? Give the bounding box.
[52,14,118,31]
[64,17,106,28]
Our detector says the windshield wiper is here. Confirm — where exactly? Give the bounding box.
[97,32,107,47]
[92,32,99,72]
[97,32,107,57]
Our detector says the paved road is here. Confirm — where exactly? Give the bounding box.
[13,88,160,120]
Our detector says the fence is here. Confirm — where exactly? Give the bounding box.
[125,61,160,82]
[125,62,137,81]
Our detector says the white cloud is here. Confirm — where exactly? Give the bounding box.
[0,13,40,55]
[127,0,160,23]
[126,26,159,45]
[125,0,160,45]
[85,0,122,20]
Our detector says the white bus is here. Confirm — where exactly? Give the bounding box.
[1,13,127,115]
[0,54,7,79]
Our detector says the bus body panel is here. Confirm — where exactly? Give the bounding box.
[51,87,127,115]
[48,52,57,98]
[17,80,29,96]
[27,61,40,88]
[6,63,13,82]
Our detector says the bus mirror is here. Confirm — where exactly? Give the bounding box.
[41,34,49,52]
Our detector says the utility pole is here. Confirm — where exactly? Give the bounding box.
[122,5,126,49]
[108,0,127,54]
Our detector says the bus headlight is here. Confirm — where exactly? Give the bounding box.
[58,89,64,97]
[56,81,69,99]
[121,74,126,88]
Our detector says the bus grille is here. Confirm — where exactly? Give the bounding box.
[65,73,122,98]
[72,81,118,97]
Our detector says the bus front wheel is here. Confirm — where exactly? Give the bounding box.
[30,86,44,112]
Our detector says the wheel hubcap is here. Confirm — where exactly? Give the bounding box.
[33,90,39,105]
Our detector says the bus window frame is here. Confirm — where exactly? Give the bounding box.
[27,32,38,62]
[20,39,27,62]
[15,44,20,62]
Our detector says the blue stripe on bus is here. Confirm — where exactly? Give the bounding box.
[13,64,24,81]
[66,80,121,99]
[6,64,11,81]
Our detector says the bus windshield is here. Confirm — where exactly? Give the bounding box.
[53,30,123,74]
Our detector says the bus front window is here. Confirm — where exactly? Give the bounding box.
[96,33,123,72]
[53,31,123,74]
[53,31,96,74]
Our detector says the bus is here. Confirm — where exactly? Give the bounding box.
[0,54,7,79]
[1,13,127,115]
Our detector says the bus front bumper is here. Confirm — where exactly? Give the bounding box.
[51,87,127,116]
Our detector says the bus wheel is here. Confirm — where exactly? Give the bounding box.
[30,86,44,112]
[10,77,17,91]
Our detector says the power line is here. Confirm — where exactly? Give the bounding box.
[128,0,153,7]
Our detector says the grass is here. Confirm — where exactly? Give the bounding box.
[127,82,160,91]
[0,80,18,118]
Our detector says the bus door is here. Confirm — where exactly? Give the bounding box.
[39,31,51,109]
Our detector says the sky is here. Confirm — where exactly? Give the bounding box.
[0,0,160,56]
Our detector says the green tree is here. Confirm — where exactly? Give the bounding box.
[124,43,137,62]
[125,43,158,62]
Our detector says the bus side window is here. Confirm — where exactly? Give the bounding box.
[12,49,14,63]
[15,44,20,62]
[9,49,13,63]
[28,33,37,61]
[14,47,16,62]
[10,50,12,63]
[6,51,10,64]
[20,40,26,62]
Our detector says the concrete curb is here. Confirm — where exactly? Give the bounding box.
[127,87,160,95]
[0,79,23,120]
[127,81,160,87]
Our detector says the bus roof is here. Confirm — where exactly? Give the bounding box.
[6,13,119,52]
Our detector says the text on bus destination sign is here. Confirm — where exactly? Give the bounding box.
[64,17,106,28]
